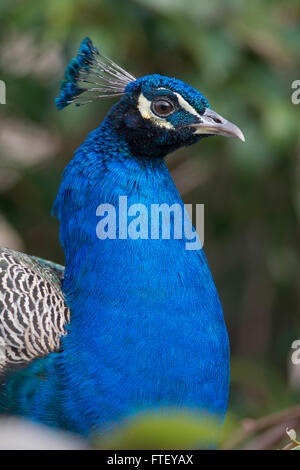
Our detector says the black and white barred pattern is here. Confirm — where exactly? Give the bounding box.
[0,247,70,373]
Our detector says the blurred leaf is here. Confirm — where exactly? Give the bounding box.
[93,409,221,449]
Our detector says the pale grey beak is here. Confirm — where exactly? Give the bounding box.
[191,108,245,142]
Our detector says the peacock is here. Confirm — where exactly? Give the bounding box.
[0,38,244,443]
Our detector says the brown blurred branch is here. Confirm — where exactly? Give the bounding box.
[221,406,300,449]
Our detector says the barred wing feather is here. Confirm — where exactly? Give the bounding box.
[0,247,69,373]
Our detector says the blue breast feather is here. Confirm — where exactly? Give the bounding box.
[0,107,230,437]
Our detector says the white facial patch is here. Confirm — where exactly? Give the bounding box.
[137,93,174,129]
[137,89,202,130]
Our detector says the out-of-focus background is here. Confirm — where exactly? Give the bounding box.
[0,0,299,449]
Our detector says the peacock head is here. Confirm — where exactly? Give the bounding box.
[55,38,244,158]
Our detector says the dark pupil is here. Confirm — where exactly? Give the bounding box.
[153,100,173,116]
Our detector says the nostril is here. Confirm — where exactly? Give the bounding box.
[212,116,222,124]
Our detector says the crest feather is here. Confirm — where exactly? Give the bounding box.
[55,38,136,110]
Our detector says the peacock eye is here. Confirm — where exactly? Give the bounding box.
[151,98,175,117]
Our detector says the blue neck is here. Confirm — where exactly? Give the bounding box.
[48,117,230,435]
[54,116,178,290]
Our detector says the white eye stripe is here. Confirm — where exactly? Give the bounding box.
[173,92,201,119]
[137,89,202,129]
[157,88,201,119]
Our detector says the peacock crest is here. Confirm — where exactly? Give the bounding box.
[55,37,136,110]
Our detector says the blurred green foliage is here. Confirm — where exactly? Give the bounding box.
[93,409,221,449]
[0,0,299,449]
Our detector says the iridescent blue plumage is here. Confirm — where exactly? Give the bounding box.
[0,38,246,445]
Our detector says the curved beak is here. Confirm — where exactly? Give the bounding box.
[190,108,245,142]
